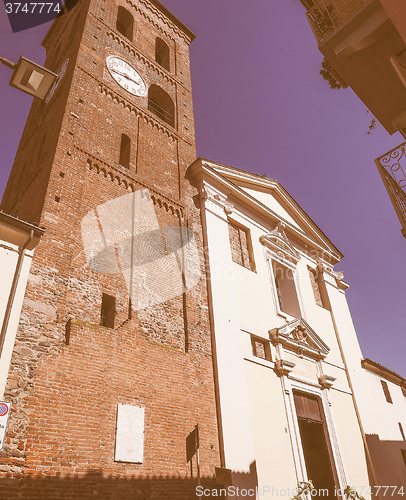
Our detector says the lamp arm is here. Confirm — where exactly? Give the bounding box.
[0,56,16,69]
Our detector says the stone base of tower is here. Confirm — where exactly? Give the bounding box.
[0,317,220,499]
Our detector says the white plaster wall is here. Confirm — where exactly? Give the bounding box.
[202,198,257,475]
[324,277,365,376]
[295,258,344,366]
[245,360,298,494]
[201,173,374,495]
[322,265,406,489]
[324,273,406,436]
[240,187,301,230]
[329,389,371,493]
[357,370,406,440]
[0,244,34,398]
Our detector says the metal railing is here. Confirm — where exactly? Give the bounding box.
[375,142,406,237]
[306,0,368,42]
[148,98,175,128]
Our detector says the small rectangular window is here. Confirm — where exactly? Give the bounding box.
[119,134,131,168]
[381,380,393,404]
[228,221,255,271]
[251,336,271,361]
[272,261,300,318]
[101,293,116,329]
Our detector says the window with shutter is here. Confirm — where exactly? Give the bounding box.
[308,267,324,307]
[228,221,255,271]
[250,336,271,361]
[381,380,393,404]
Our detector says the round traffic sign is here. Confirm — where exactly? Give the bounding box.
[0,404,9,417]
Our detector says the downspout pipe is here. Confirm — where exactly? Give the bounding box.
[0,230,34,357]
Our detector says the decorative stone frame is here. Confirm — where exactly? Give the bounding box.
[286,382,347,493]
[268,317,346,492]
[260,222,303,320]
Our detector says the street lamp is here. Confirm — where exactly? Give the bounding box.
[0,55,57,100]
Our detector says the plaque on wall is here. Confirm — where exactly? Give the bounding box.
[115,404,145,463]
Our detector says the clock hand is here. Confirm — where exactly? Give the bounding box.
[110,68,142,86]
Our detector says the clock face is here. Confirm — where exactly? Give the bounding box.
[106,56,147,97]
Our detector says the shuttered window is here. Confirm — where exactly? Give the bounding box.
[293,392,323,423]
[228,222,255,271]
[308,267,324,307]
[381,380,393,404]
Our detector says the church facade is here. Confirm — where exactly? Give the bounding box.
[189,158,374,498]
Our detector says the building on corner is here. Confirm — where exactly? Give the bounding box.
[0,212,44,399]
[297,0,406,237]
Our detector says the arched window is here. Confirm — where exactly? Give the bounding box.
[148,85,175,127]
[155,37,170,71]
[116,6,134,41]
[119,134,131,168]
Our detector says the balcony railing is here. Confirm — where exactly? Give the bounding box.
[148,98,175,128]
[306,0,369,42]
[375,142,406,237]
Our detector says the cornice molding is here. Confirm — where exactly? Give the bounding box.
[77,150,185,218]
[318,374,336,389]
[361,358,406,387]
[317,262,349,290]
[128,0,194,44]
[274,359,296,377]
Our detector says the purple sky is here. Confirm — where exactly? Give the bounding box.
[0,0,405,376]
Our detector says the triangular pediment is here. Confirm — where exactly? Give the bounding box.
[259,222,300,263]
[188,158,343,263]
[269,318,330,360]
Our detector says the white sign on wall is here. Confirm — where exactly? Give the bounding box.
[0,402,11,451]
[115,404,144,463]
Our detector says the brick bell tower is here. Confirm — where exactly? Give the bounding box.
[0,0,220,497]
